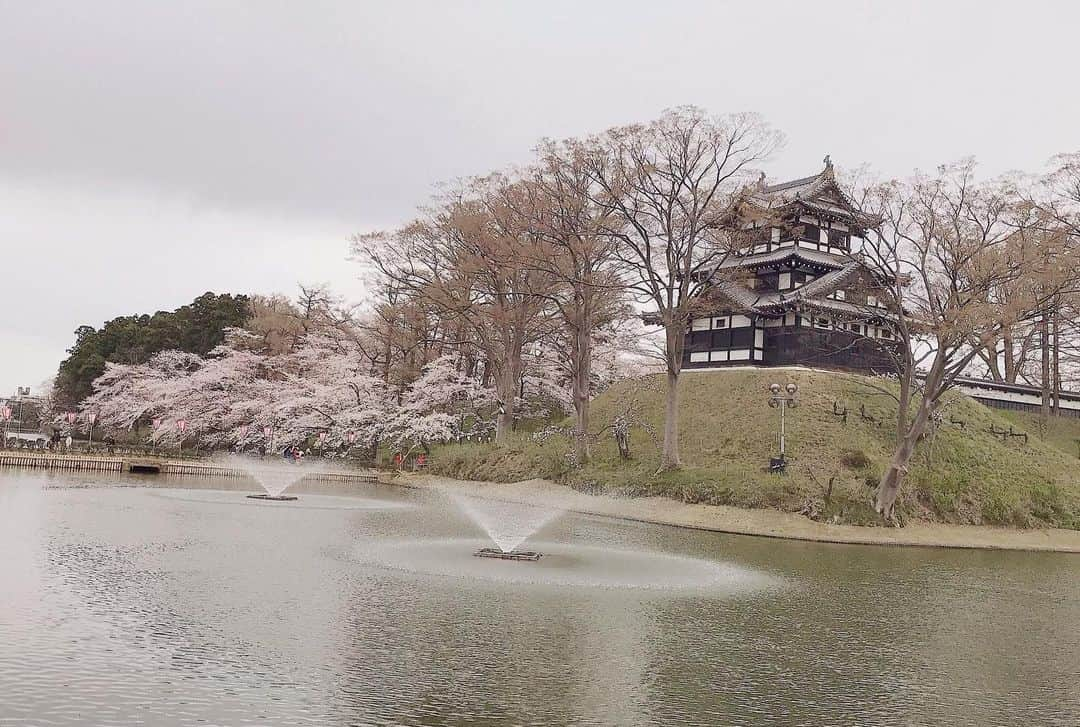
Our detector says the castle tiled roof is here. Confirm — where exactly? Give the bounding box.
[718,247,849,271]
[791,260,863,298]
[707,256,895,320]
[748,158,879,228]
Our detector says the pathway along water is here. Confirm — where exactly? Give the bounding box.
[2,469,1079,725]
[402,473,1080,552]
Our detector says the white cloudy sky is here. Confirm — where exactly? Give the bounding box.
[1,0,1078,394]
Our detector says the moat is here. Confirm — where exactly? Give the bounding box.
[2,470,1079,726]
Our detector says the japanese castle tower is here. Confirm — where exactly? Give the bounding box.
[684,158,901,373]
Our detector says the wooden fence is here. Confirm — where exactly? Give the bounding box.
[0,452,124,472]
[0,452,378,483]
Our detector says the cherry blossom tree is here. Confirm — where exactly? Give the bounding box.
[80,330,391,453]
[383,354,496,452]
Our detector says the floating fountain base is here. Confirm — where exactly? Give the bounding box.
[246,494,299,501]
[473,547,542,562]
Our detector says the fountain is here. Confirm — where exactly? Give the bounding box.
[219,454,311,502]
[447,492,561,561]
[474,547,542,562]
[359,537,784,592]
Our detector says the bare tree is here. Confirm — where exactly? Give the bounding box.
[1024,153,1080,415]
[861,161,1054,520]
[354,180,555,441]
[497,142,625,463]
[574,106,782,469]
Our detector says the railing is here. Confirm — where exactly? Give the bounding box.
[0,452,124,472]
[0,452,378,482]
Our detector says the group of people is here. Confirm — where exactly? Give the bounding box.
[391,452,427,470]
[48,430,74,450]
[281,445,306,462]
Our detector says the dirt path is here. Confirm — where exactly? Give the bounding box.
[390,473,1080,553]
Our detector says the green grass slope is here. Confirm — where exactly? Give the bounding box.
[428,369,1080,529]
[996,410,1080,461]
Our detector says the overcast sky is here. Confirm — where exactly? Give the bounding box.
[2,0,1078,394]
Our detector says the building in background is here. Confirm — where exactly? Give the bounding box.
[683,159,902,373]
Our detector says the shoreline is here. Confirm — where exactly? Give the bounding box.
[388,473,1080,553]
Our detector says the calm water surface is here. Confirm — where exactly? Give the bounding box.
[2,470,1079,726]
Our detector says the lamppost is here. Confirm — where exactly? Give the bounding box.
[176,419,188,457]
[263,425,274,457]
[767,382,799,472]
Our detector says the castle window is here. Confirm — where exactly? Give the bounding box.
[730,327,754,347]
[690,331,711,347]
[779,272,792,290]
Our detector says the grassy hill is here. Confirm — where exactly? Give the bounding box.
[428,369,1080,529]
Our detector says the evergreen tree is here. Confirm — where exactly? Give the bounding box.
[54,292,250,408]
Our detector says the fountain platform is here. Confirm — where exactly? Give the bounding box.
[246,494,299,502]
[473,547,542,562]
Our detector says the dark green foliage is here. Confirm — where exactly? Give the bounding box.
[54,292,250,407]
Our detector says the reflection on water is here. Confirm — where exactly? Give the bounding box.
[2,469,1079,726]
[358,537,783,592]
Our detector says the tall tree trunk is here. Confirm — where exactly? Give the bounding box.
[662,369,681,469]
[876,396,934,520]
[495,398,514,441]
[1052,307,1061,416]
[896,366,912,442]
[1041,316,1051,426]
[660,323,684,470]
[494,347,523,443]
[571,314,592,465]
[878,353,945,521]
[1003,328,1016,383]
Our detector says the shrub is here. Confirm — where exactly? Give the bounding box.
[840,449,871,469]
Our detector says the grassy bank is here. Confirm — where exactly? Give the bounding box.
[427,369,1080,529]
